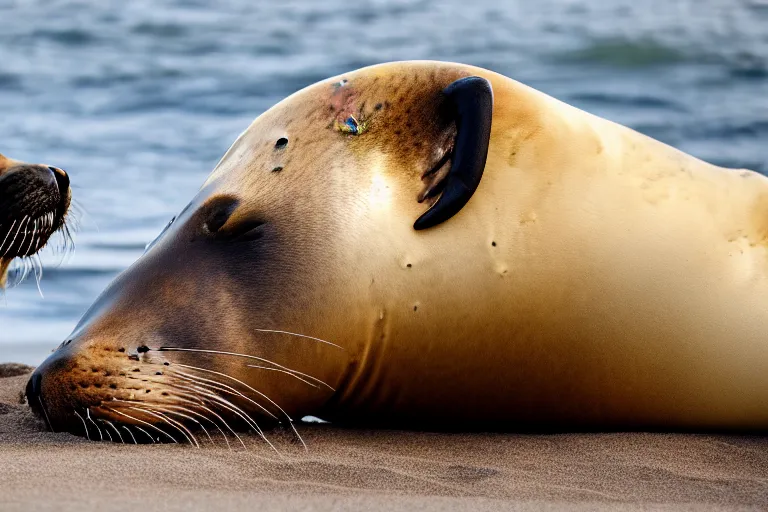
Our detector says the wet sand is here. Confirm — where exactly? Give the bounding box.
[1,365,767,511]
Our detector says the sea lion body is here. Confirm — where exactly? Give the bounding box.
[28,62,768,437]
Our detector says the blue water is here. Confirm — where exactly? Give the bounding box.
[1,0,766,364]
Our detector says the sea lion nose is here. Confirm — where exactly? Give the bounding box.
[46,165,70,194]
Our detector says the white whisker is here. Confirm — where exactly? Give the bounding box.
[15,216,30,259]
[166,395,241,450]
[131,425,156,444]
[33,254,44,298]
[171,370,306,449]
[86,409,103,441]
[38,396,54,433]
[169,365,306,450]
[147,404,215,445]
[164,410,214,445]
[169,367,281,420]
[118,378,240,450]
[107,407,178,444]
[129,407,199,448]
[73,410,90,441]
[122,426,138,445]
[245,364,318,388]
[99,420,114,442]
[193,391,278,454]
[22,217,37,256]
[158,379,275,452]
[158,347,334,391]
[253,328,344,350]
[0,219,17,255]
[5,216,28,257]
[103,420,125,444]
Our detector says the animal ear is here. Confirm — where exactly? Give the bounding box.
[413,76,493,230]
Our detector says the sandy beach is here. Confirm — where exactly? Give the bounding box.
[1,365,766,511]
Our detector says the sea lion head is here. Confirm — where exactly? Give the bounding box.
[0,153,71,287]
[26,62,496,443]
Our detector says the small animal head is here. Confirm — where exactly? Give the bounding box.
[0,152,72,286]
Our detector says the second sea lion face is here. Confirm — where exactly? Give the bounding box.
[0,153,71,286]
[25,62,496,442]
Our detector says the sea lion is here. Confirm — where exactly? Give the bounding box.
[26,61,768,443]
[0,153,71,287]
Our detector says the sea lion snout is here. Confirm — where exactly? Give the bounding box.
[25,343,79,431]
[26,336,184,440]
[0,156,72,273]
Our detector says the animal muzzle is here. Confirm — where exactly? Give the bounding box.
[0,164,70,258]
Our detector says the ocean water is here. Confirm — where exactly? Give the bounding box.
[1,0,766,364]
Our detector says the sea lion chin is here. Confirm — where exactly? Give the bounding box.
[27,61,768,445]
